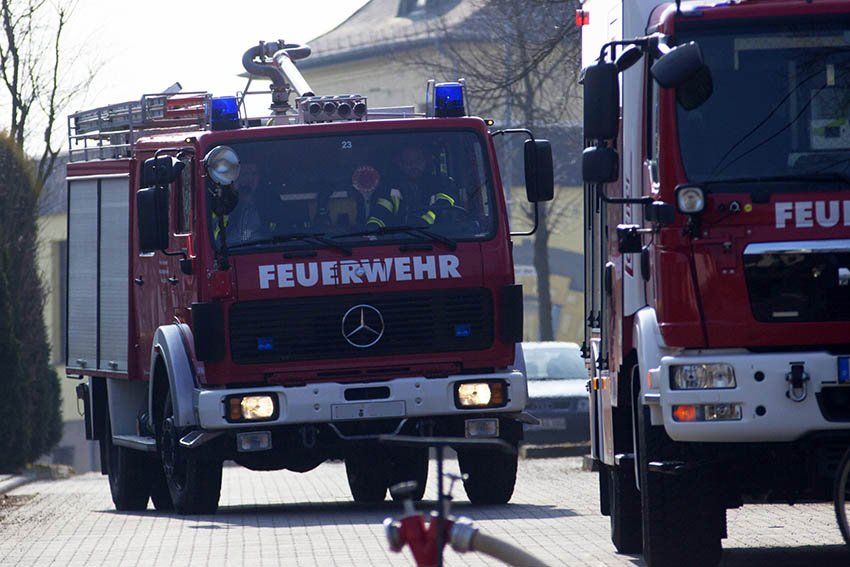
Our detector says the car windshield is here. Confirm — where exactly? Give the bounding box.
[207,130,496,251]
[677,19,850,186]
[524,345,586,380]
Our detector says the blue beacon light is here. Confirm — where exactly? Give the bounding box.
[210,96,240,131]
[434,82,465,117]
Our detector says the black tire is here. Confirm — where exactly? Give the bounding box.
[598,463,611,516]
[457,445,518,505]
[833,446,850,546]
[609,460,642,554]
[104,411,151,511]
[159,392,222,514]
[388,447,428,502]
[149,460,174,511]
[345,451,388,503]
[638,406,723,567]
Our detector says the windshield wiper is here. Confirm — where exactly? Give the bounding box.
[227,232,352,255]
[337,224,457,251]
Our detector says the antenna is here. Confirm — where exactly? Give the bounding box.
[676,0,682,13]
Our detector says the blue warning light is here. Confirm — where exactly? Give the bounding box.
[434,82,465,117]
[211,96,240,131]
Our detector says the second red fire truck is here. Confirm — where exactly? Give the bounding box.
[581,0,850,565]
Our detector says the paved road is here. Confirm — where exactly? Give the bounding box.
[1,455,849,566]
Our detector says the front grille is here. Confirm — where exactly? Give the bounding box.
[230,288,493,363]
[744,247,850,323]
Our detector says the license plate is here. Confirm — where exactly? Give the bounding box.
[528,417,567,431]
[332,400,405,421]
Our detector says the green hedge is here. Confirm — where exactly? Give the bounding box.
[0,135,62,473]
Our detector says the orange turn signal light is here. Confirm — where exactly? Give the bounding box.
[673,405,698,422]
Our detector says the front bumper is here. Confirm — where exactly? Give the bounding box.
[653,350,850,443]
[196,369,527,430]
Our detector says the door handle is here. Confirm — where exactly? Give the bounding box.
[134,276,144,286]
[167,276,179,285]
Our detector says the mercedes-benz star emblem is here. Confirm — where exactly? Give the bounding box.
[341,304,384,348]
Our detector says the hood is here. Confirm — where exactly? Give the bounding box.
[527,379,587,399]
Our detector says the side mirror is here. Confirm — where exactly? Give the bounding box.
[137,186,170,253]
[141,155,185,188]
[582,62,619,140]
[650,41,703,88]
[676,65,713,110]
[644,201,675,225]
[524,139,554,202]
[582,146,619,184]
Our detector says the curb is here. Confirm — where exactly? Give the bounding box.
[0,473,37,496]
[0,465,74,496]
[520,443,590,460]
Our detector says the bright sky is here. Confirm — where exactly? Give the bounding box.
[53,0,369,147]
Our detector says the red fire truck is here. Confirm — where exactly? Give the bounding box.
[66,40,553,514]
[580,0,850,565]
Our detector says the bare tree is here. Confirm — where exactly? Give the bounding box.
[0,0,94,188]
[406,0,582,340]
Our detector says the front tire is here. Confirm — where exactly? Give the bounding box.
[345,451,388,502]
[158,392,222,515]
[457,445,518,505]
[388,447,428,502]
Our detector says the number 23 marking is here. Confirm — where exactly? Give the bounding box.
[341,140,352,150]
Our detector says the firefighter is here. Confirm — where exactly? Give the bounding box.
[366,145,459,229]
[225,162,267,243]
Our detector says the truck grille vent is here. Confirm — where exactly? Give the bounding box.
[229,289,493,363]
[744,248,850,323]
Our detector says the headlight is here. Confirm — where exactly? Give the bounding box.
[455,381,507,409]
[226,394,278,422]
[675,185,705,214]
[670,364,736,390]
[205,145,240,185]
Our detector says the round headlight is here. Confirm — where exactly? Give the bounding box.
[205,146,240,186]
[676,186,705,214]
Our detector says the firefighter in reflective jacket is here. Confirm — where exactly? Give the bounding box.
[366,146,458,228]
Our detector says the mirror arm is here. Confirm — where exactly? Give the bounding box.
[599,36,653,63]
[491,128,533,140]
[597,190,653,206]
[509,202,539,237]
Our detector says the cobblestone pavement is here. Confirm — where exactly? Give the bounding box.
[1,456,849,566]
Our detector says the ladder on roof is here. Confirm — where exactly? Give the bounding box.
[67,92,212,162]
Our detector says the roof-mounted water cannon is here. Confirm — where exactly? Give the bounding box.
[242,40,314,115]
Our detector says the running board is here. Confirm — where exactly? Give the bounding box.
[112,434,157,452]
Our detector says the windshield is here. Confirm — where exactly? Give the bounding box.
[207,130,496,251]
[524,345,586,380]
[677,19,850,184]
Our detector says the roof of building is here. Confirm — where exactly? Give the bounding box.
[300,0,481,68]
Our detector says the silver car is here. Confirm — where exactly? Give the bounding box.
[521,342,590,444]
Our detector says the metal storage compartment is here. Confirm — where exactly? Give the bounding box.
[66,175,130,374]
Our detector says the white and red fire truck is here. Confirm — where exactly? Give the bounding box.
[66,40,553,514]
[580,0,850,565]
